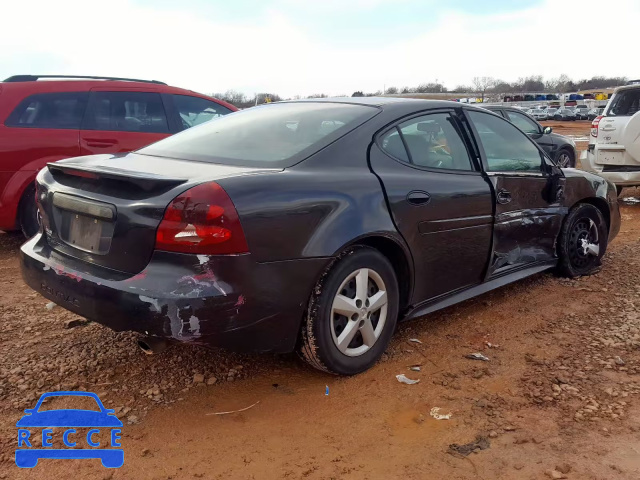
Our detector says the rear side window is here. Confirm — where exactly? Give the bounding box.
[85,91,169,133]
[607,89,640,117]
[172,95,233,130]
[468,110,543,173]
[381,113,474,171]
[5,92,88,129]
[138,102,378,167]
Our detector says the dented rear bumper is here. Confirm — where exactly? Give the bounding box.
[20,234,330,353]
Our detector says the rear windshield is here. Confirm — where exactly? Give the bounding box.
[138,102,378,167]
[607,89,640,117]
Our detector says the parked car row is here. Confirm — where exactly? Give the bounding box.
[0,75,236,237]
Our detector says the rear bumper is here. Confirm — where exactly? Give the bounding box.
[580,150,640,187]
[20,234,330,353]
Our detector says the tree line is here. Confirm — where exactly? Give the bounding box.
[212,75,628,107]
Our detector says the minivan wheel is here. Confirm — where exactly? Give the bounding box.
[299,246,399,375]
[19,184,39,238]
[557,203,608,278]
[555,148,575,168]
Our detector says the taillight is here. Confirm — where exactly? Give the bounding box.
[155,182,248,255]
[591,115,603,138]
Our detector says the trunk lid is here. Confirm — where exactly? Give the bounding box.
[38,152,280,274]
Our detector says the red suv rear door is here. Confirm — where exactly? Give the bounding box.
[79,87,172,156]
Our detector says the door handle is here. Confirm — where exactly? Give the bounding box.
[84,138,117,148]
[406,191,431,206]
[496,189,512,204]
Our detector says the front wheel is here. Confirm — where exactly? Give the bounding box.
[299,246,399,375]
[557,203,608,278]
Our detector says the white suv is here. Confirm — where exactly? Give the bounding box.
[581,83,640,195]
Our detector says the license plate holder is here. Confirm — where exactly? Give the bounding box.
[67,214,104,253]
[596,150,624,165]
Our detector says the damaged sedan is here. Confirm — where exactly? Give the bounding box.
[21,98,620,375]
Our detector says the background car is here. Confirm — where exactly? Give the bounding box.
[21,98,619,376]
[0,75,236,237]
[582,83,640,195]
[554,108,577,121]
[482,105,577,167]
[529,109,548,121]
[588,107,605,121]
[546,107,559,118]
[574,105,590,120]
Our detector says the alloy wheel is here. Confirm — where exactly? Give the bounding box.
[557,152,571,168]
[568,218,600,270]
[330,268,388,357]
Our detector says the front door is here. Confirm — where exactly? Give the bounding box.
[465,110,565,278]
[370,109,494,303]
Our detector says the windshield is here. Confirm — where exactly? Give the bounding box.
[607,89,640,117]
[139,102,378,167]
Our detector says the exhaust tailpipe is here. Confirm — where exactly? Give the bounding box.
[137,337,168,355]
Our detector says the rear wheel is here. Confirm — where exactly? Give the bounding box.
[299,246,399,375]
[616,185,624,197]
[18,184,39,238]
[557,203,608,278]
[555,148,575,168]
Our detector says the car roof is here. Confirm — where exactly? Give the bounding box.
[613,83,640,93]
[283,96,488,115]
[0,76,235,110]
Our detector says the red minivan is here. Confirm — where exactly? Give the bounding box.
[0,75,236,236]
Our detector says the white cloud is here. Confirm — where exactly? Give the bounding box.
[1,0,638,98]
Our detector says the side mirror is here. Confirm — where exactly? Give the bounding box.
[543,126,552,134]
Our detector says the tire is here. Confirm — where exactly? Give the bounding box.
[555,148,575,168]
[18,184,39,238]
[557,203,608,278]
[298,246,399,375]
[616,185,624,197]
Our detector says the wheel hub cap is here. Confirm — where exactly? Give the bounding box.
[330,268,388,357]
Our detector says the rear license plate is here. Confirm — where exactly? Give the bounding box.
[68,214,103,252]
[596,150,624,165]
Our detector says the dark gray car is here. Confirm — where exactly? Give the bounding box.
[482,106,577,167]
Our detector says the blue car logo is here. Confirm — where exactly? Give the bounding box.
[16,391,123,468]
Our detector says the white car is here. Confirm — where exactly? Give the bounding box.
[581,83,640,195]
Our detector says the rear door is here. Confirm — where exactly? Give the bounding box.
[79,89,171,156]
[465,109,564,278]
[370,109,494,303]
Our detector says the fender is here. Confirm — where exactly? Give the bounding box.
[0,155,73,230]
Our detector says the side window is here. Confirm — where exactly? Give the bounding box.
[5,92,88,129]
[394,113,474,170]
[86,92,169,133]
[467,111,543,173]
[380,128,409,163]
[172,95,233,130]
[506,110,539,135]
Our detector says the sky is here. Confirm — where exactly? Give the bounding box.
[1,0,638,98]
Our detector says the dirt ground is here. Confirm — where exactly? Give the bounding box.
[2,121,640,480]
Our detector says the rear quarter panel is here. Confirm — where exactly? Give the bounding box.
[217,135,404,263]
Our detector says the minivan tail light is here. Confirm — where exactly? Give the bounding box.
[155,182,248,255]
[591,115,603,138]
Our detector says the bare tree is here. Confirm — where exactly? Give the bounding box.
[472,77,496,101]
[385,86,399,94]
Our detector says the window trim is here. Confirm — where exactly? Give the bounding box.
[462,108,551,176]
[375,108,483,175]
[81,90,170,133]
[4,92,89,130]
